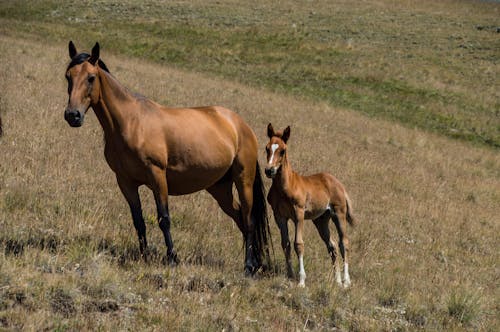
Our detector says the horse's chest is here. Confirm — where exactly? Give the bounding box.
[104,143,148,181]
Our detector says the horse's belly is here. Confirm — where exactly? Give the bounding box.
[166,164,231,195]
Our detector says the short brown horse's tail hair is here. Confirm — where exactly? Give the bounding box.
[345,192,357,227]
[252,161,273,270]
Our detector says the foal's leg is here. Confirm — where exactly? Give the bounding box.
[116,176,147,257]
[274,213,293,278]
[150,168,178,265]
[293,208,306,287]
[332,208,351,287]
[313,211,342,285]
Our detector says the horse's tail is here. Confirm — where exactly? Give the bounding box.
[345,191,357,227]
[252,161,273,270]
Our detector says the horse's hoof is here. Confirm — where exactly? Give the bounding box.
[244,265,257,277]
[163,252,180,266]
[298,282,306,288]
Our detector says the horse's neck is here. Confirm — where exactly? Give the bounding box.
[92,68,134,140]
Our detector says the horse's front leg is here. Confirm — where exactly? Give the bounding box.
[151,168,179,265]
[116,176,147,258]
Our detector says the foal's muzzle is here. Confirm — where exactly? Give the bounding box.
[64,108,84,127]
[264,167,277,178]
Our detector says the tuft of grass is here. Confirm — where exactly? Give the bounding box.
[447,289,481,327]
[376,272,408,308]
[48,287,76,317]
[405,303,428,328]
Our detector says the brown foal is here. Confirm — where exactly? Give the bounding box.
[264,124,356,287]
[63,42,271,274]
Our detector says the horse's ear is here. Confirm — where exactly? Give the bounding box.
[89,42,100,65]
[69,41,77,59]
[267,123,275,138]
[282,126,291,143]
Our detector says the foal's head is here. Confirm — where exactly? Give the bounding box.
[264,123,291,178]
[64,41,108,127]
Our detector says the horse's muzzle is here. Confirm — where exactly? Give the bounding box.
[64,108,84,127]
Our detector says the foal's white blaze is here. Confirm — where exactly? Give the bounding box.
[298,255,306,287]
[268,144,279,164]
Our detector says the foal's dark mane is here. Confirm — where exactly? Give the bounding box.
[67,53,110,73]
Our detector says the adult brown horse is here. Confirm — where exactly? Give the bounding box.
[265,124,356,287]
[63,41,271,274]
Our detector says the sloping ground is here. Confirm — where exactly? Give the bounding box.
[0,0,499,148]
[0,36,498,330]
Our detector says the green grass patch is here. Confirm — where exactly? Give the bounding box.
[0,1,498,148]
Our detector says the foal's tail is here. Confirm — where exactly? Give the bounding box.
[252,162,273,270]
[345,192,357,227]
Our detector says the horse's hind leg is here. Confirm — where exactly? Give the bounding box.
[313,211,342,286]
[332,207,351,287]
[206,176,244,234]
[232,162,259,275]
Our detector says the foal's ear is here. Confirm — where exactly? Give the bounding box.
[267,123,275,139]
[89,42,100,65]
[282,126,291,143]
[68,41,77,59]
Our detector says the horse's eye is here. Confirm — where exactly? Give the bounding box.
[280,150,285,156]
[265,147,269,152]
[88,75,95,84]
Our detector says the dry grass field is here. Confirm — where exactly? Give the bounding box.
[1,0,500,330]
[0,33,499,331]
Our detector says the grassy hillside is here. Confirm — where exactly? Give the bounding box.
[0,0,498,148]
[0,34,499,330]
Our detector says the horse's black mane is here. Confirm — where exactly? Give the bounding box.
[67,52,110,73]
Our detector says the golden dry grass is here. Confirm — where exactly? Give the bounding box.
[0,35,499,331]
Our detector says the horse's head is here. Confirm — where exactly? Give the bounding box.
[264,123,290,178]
[64,41,103,127]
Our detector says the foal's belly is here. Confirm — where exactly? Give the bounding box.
[304,208,329,220]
